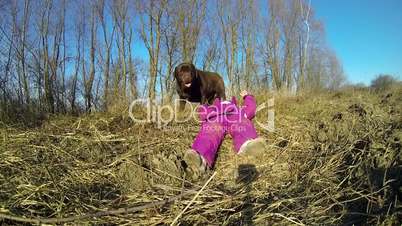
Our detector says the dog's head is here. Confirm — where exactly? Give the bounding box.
[174,63,197,89]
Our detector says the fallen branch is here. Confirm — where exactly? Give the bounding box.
[0,190,195,224]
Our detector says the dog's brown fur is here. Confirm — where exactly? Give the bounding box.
[174,63,225,109]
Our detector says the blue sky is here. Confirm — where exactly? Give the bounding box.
[312,0,402,84]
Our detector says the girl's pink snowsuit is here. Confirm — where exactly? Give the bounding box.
[192,95,259,167]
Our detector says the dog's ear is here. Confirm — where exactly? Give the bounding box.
[173,65,179,81]
[190,63,198,79]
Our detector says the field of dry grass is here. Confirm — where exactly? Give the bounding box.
[0,88,401,225]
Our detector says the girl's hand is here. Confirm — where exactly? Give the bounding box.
[240,90,249,98]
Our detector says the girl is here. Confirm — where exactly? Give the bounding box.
[184,90,266,177]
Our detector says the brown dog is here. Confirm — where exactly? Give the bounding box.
[174,63,225,109]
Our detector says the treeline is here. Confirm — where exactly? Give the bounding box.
[0,0,345,119]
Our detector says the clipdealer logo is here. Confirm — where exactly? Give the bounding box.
[128,98,274,132]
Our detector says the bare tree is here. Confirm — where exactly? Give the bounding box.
[37,0,55,113]
[12,0,31,106]
[112,0,130,101]
[264,0,283,90]
[218,0,242,95]
[95,0,115,110]
[177,0,206,62]
[138,0,166,102]
[201,25,221,72]
[161,2,180,102]
[82,4,97,111]
[50,0,67,113]
[128,26,137,100]
[325,50,345,90]
[281,0,301,91]
[297,0,311,91]
[69,19,81,114]
[239,0,259,91]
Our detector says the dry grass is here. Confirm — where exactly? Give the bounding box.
[0,88,401,225]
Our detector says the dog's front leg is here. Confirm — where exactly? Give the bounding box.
[200,94,208,105]
[200,97,205,104]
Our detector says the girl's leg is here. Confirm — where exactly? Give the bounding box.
[191,121,226,167]
[227,117,259,153]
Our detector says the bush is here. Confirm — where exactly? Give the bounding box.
[370,74,397,92]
